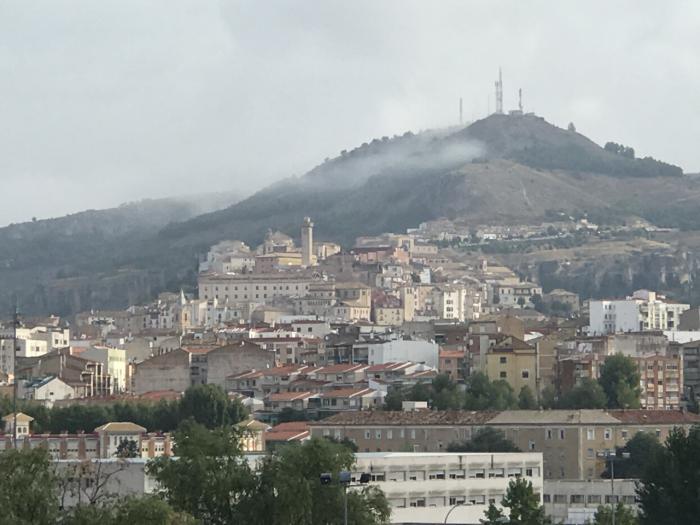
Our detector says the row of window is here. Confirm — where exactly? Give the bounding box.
[544,494,635,505]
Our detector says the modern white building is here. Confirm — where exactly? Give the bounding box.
[543,479,638,525]
[18,376,75,407]
[352,452,544,524]
[588,290,689,335]
[81,346,128,393]
[367,339,440,368]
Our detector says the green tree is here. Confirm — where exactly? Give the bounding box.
[481,477,550,525]
[116,438,139,458]
[599,354,641,409]
[113,496,198,524]
[431,374,462,410]
[254,438,389,525]
[147,420,257,524]
[447,427,521,453]
[179,384,245,428]
[518,386,537,409]
[0,448,58,525]
[593,503,639,525]
[609,432,663,479]
[383,386,406,411]
[540,385,557,409]
[501,477,551,524]
[636,426,700,524]
[558,378,607,409]
[464,373,518,410]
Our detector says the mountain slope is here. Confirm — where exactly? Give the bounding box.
[2,114,696,315]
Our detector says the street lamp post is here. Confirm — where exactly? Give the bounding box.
[598,450,630,525]
[320,471,371,525]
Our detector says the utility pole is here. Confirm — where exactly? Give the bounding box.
[11,303,19,448]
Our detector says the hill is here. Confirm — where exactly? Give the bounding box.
[2,114,697,315]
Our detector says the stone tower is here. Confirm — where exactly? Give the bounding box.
[301,217,313,267]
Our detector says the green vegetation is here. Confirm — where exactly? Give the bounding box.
[481,477,552,525]
[636,426,700,525]
[557,378,607,409]
[447,427,520,453]
[384,372,519,411]
[599,354,642,409]
[593,503,639,525]
[605,432,663,479]
[0,384,245,434]
[149,422,389,525]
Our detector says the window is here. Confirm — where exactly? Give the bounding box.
[553,495,567,504]
[588,495,601,504]
[604,428,612,440]
[587,428,595,440]
[500,371,507,378]
[364,430,371,439]
[387,430,393,440]
[542,494,551,503]
[375,430,382,440]
[500,356,507,364]
[525,468,534,477]
[587,448,594,458]
[528,440,536,450]
[559,429,565,440]
[546,429,553,440]
[570,495,584,504]
[621,429,628,439]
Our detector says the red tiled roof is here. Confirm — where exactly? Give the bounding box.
[138,390,182,401]
[267,391,315,402]
[608,410,700,425]
[317,364,368,374]
[319,388,373,399]
[270,421,309,432]
[365,362,412,372]
[265,430,310,442]
[313,410,498,426]
[439,349,465,358]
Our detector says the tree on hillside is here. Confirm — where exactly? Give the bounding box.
[448,427,521,453]
[431,374,462,410]
[254,438,389,525]
[599,354,641,409]
[606,432,663,479]
[636,426,700,525]
[116,438,139,458]
[593,503,639,525]
[0,448,58,525]
[464,372,518,410]
[179,384,246,428]
[147,420,257,524]
[558,378,607,409]
[383,386,406,411]
[518,386,537,409]
[481,477,551,525]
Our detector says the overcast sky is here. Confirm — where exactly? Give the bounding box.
[1,1,699,226]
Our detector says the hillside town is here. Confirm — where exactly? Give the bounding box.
[2,216,699,524]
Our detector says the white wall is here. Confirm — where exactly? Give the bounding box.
[368,340,440,368]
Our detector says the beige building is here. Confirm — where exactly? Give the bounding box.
[133,348,191,395]
[636,353,683,410]
[485,335,538,394]
[311,409,700,480]
[206,341,276,388]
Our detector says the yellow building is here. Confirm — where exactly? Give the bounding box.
[485,335,538,394]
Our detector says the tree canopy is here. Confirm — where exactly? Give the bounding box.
[599,354,641,409]
[481,477,551,525]
[448,427,521,453]
[636,426,700,525]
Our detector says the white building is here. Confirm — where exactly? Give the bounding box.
[81,346,128,393]
[18,376,75,407]
[367,339,440,368]
[589,290,690,335]
[352,452,544,524]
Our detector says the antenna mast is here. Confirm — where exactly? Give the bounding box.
[518,88,523,112]
[494,68,503,114]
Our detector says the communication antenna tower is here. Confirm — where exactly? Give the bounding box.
[518,88,523,112]
[494,68,503,114]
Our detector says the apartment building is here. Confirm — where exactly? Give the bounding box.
[351,452,544,525]
[588,290,689,335]
[485,335,538,394]
[198,272,320,304]
[311,409,700,480]
[636,353,683,410]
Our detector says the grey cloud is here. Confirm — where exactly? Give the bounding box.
[0,0,698,225]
